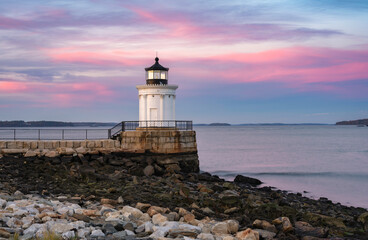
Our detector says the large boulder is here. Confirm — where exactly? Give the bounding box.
[234,175,262,186]
[295,221,328,238]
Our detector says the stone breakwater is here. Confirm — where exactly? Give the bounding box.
[0,130,199,177]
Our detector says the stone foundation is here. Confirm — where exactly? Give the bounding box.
[120,130,197,154]
[0,130,199,176]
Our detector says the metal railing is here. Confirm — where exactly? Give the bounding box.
[122,120,192,131]
[0,128,110,140]
[0,121,193,140]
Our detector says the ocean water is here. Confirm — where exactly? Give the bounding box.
[195,125,368,209]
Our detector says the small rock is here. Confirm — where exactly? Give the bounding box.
[144,165,155,176]
[211,222,228,235]
[183,213,195,223]
[121,205,144,219]
[24,150,37,157]
[101,198,118,205]
[62,231,75,239]
[272,217,293,233]
[0,228,11,238]
[226,220,239,234]
[152,213,168,225]
[136,202,151,212]
[77,228,91,238]
[125,229,135,236]
[147,206,169,217]
[202,207,214,215]
[117,196,124,204]
[358,212,368,231]
[14,190,24,197]
[252,219,277,233]
[113,230,128,239]
[91,229,105,237]
[198,233,215,240]
[168,229,199,238]
[103,223,118,234]
[45,151,58,158]
[235,228,260,240]
[253,229,276,240]
[178,207,190,216]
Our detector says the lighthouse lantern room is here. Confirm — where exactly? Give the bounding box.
[136,57,178,126]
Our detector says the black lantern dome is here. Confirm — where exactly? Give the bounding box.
[145,57,169,85]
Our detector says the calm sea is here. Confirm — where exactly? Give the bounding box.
[195,125,368,209]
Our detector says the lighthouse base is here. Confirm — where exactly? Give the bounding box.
[120,130,199,174]
[120,130,197,154]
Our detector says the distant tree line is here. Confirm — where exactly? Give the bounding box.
[336,119,368,125]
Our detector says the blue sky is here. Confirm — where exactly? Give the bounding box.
[0,0,367,123]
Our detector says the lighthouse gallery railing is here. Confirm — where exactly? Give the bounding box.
[110,120,192,138]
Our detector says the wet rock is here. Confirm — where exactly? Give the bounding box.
[253,229,276,240]
[103,223,118,234]
[144,165,155,176]
[136,202,151,212]
[234,175,262,186]
[236,228,260,240]
[358,212,368,231]
[219,190,241,206]
[252,219,277,233]
[273,217,293,232]
[295,221,328,238]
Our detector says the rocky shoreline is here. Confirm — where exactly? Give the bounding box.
[0,155,367,239]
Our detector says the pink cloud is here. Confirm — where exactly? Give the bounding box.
[0,81,28,93]
[0,16,25,29]
[45,48,144,66]
[0,80,116,107]
[182,47,368,85]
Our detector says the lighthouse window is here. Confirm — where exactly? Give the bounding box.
[148,71,153,79]
[154,71,160,79]
[161,72,166,79]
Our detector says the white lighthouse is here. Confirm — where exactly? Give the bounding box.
[136,57,178,127]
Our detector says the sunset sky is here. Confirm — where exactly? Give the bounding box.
[0,0,367,123]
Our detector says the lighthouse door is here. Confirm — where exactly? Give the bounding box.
[150,108,158,126]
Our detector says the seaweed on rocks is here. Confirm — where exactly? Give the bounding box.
[0,154,367,239]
